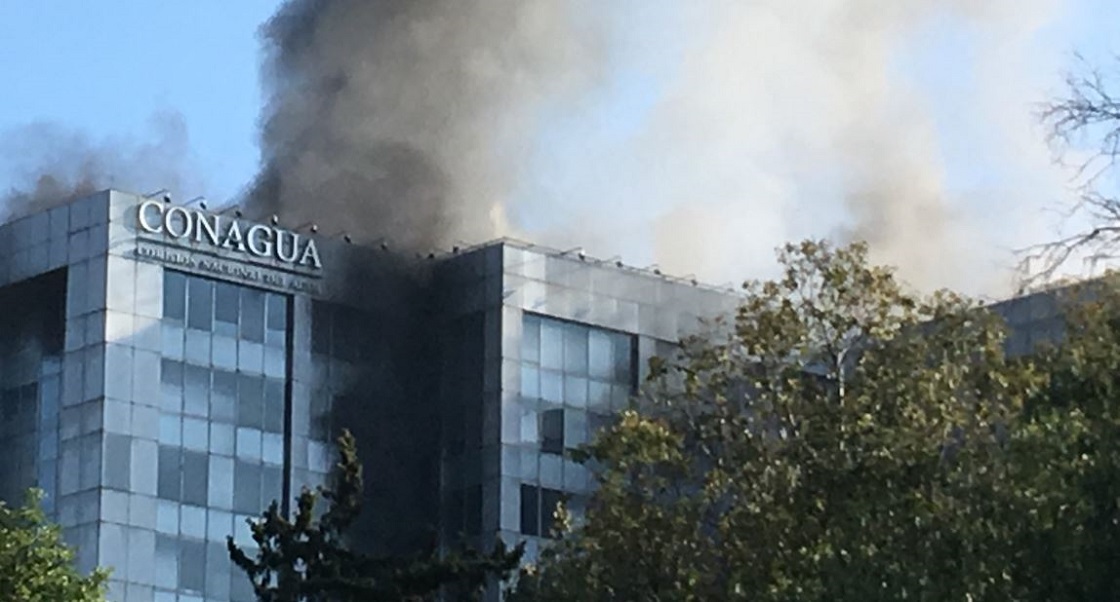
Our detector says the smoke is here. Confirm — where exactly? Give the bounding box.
[247,0,603,250]
[251,0,1070,293]
[0,112,204,220]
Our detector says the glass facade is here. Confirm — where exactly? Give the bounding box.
[515,313,635,538]
[0,190,744,602]
[0,271,65,508]
[155,271,289,602]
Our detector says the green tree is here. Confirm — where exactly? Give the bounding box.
[229,429,523,601]
[0,489,108,602]
[1014,279,1120,599]
[509,240,1099,601]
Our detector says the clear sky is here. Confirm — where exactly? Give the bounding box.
[0,1,280,200]
[0,1,1116,293]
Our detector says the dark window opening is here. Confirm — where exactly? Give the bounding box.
[540,409,564,455]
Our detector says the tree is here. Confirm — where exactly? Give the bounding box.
[509,240,1117,601]
[229,429,523,601]
[1021,55,1120,288]
[0,489,108,602]
[1017,278,1120,599]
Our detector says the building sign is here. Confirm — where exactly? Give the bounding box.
[133,242,323,294]
[136,199,322,270]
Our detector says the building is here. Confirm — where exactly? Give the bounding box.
[0,189,739,602]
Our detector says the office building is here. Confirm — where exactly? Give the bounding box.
[0,189,738,602]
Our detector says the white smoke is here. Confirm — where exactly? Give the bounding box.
[508,0,1075,295]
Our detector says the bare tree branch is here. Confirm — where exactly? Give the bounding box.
[1019,54,1120,292]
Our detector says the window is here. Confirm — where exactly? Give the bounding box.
[186,278,213,331]
[519,484,538,536]
[214,281,239,335]
[520,484,566,538]
[540,409,564,455]
[521,314,637,444]
[163,271,186,321]
[240,288,265,343]
[178,538,207,593]
[157,446,181,501]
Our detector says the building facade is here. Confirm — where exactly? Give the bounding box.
[0,190,738,602]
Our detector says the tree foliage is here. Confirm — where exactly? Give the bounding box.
[229,430,523,601]
[0,489,107,602]
[510,240,1120,601]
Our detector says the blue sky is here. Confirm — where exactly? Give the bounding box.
[0,1,279,199]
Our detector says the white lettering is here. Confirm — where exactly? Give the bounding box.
[138,200,164,233]
[298,239,322,269]
[247,225,274,257]
[135,203,322,270]
[275,229,299,263]
[222,221,247,252]
[164,206,192,238]
[195,214,221,246]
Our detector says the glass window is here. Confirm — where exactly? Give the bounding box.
[262,433,284,466]
[212,335,238,370]
[157,500,179,534]
[564,375,588,408]
[182,417,208,451]
[186,277,213,331]
[540,371,563,404]
[240,288,265,343]
[155,534,178,589]
[520,364,539,399]
[263,379,285,433]
[236,428,262,461]
[519,484,539,537]
[521,314,540,363]
[214,281,239,335]
[163,271,186,322]
[233,461,261,514]
[103,433,131,490]
[540,488,564,538]
[588,331,613,380]
[540,409,564,455]
[160,360,183,414]
[211,370,238,424]
[208,455,234,511]
[180,504,206,539]
[266,293,287,332]
[565,409,588,448]
[563,325,588,374]
[178,538,206,593]
[206,540,231,599]
[588,380,611,411]
[237,375,263,429]
[159,414,181,446]
[613,333,634,385]
[183,365,209,418]
[540,321,563,371]
[181,450,209,507]
[157,446,181,501]
[261,464,283,509]
[210,422,235,457]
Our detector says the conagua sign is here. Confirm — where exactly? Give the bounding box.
[137,200,322,270]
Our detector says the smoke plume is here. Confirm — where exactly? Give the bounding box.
[0,113,203,221]
[250,0,1070,293]
[246,0,603,250]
